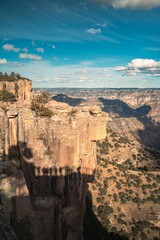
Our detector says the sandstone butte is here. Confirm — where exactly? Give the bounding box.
[0,79,107,240]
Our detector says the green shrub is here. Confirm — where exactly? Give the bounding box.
[114,142,121,148]
[110,132,118,138]
[34,92,51,104]
[0,89,16,102]
[0,72,21,81]
[113,193,118,202]
[118,136,129,144]
[116,182,122,190]
[31,100,53,118]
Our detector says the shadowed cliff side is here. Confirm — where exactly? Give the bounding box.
[52,94,85,107]
[0,141,130,240]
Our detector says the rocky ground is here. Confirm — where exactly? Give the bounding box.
[87,127,160,240]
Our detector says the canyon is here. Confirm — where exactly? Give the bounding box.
[0,80,160,240]
[50,89,160,239]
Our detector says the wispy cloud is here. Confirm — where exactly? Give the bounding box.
[0,60,157,88]
[2,44,20,52]
[22,47,28,52]
[36,47,44,53]
[86,28,101,34]
[32,40,36,46]
[80,60,95,66]
[91,0,160,9]
[0,58,7,64]
[19,53,42,60]
[114,66,127,71]
[144,47,160,51]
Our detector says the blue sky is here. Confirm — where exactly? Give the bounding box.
[0,0,160,88]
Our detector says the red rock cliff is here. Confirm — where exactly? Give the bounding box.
[0,79,107,240]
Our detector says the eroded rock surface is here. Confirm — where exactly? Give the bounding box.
[0,79,107,240]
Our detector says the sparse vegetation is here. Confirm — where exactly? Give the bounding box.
[31,92,53,118]
[90,127,160,239]
[0,72,21,81]
[0,89,16,102]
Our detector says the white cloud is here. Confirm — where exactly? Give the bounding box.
[0,58,7,64]
[128,59,160,68]
[86,28,101,34]
[97,22,107,27]
[12,61,21,67]
[80,60,94,66]
[22,47,28,52]
[76,76,88,82]
[52,44,56,49]
[35,78,49,83]
[53,56,59,61]
[2,44,20,52]
[19,53,42,60]
[36,48,44,53]
[52,78,60,82]
[104,73,111,77]
[153,74,160,77]
[114,66,127,71]
[91,0,160,9]
[114,58,160,76]
[1,60,157,87]
[32,40,36,46]
[103,68,110,72]
[125,68,140,76]
[60,73,70,78]
[145,47,160,51]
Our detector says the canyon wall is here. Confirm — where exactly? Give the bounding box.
[0,79,107,240]
[0,79,32,101]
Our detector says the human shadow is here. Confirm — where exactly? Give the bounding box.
[7,141,33,162]
[52,94,86,106]
[0,142,130,240]
[98,97,160,152]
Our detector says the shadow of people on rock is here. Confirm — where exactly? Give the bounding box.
[8,141,33,162]
[2,141,127,240]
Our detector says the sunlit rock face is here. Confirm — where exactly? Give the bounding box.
[0,80,107,240]
[0,79,32,102]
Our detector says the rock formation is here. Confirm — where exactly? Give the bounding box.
[0,79,107,239]
[0,79,32,101]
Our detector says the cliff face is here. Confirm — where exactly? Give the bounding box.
[48,89,160,239]
[0,79,32,101]
[0,80,107,240]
